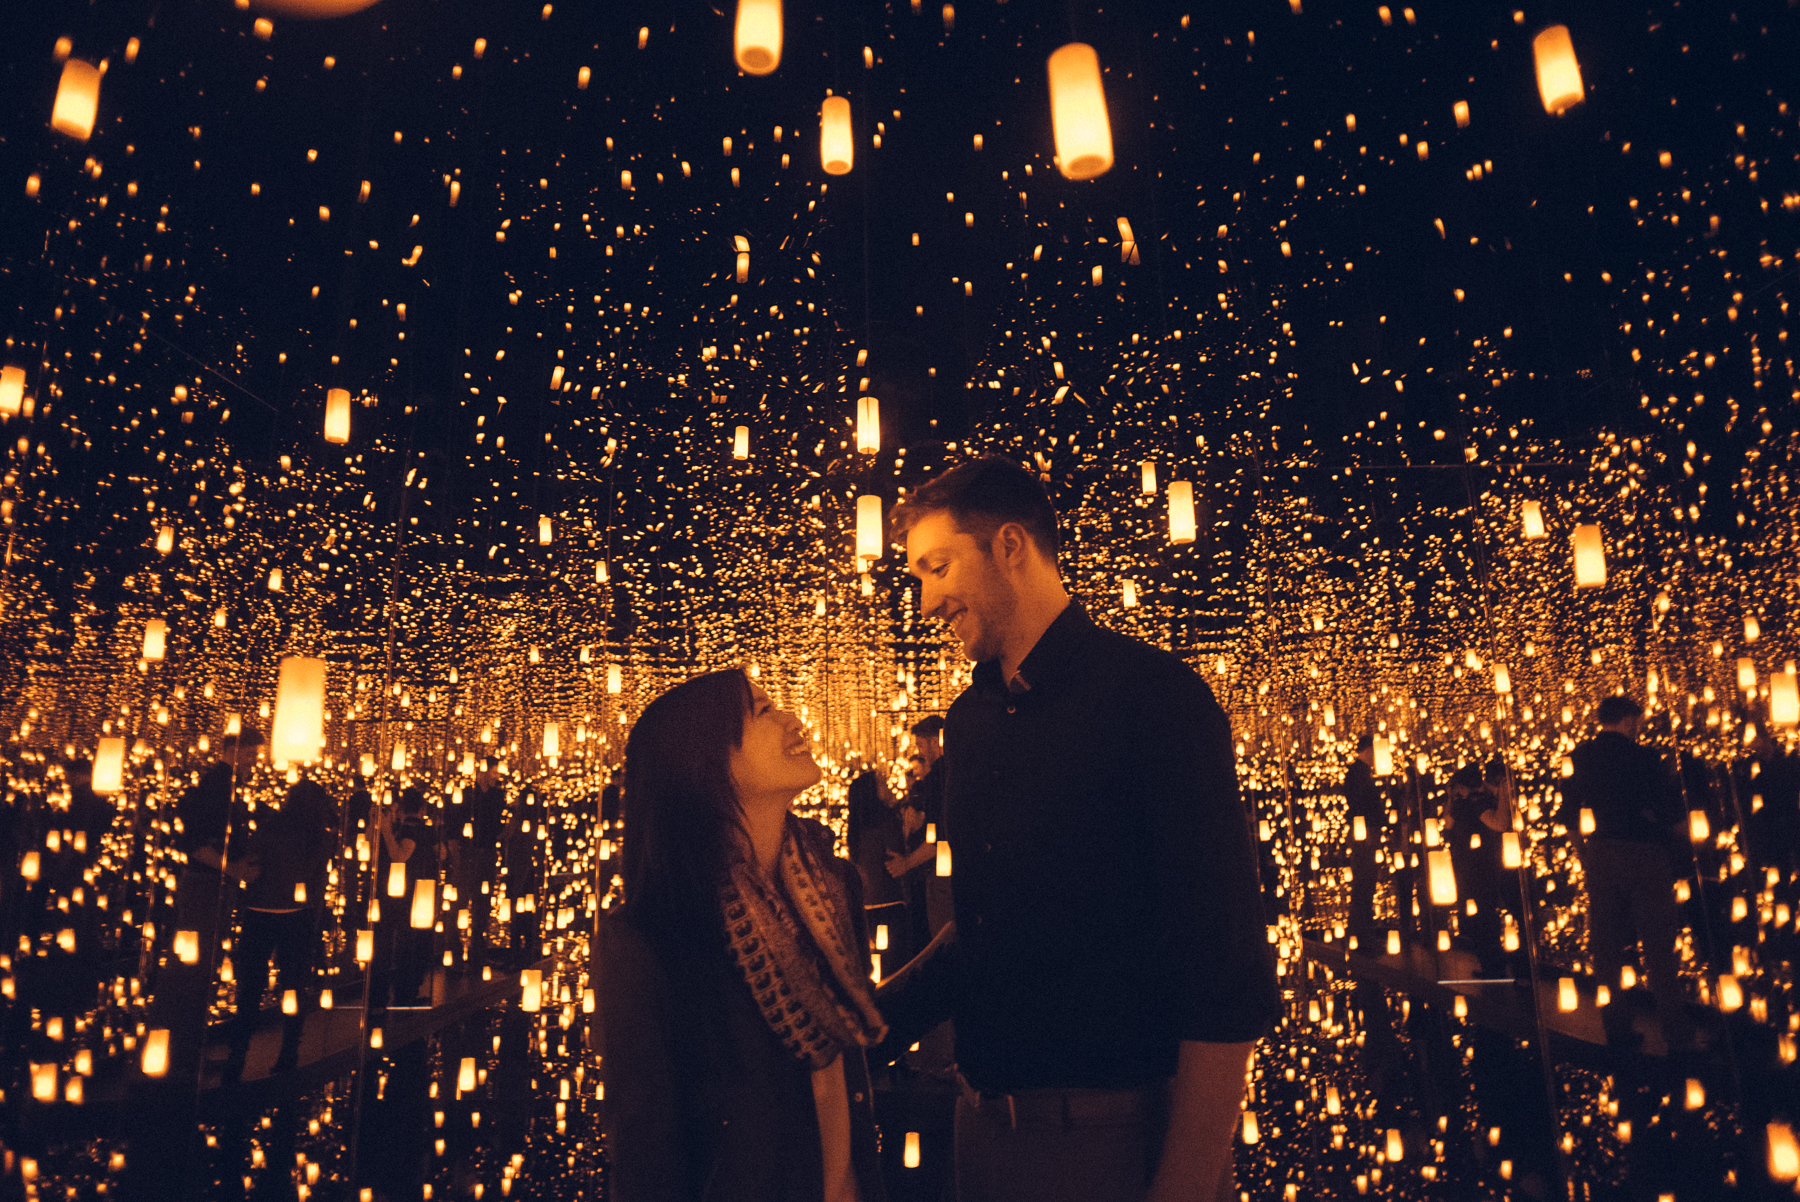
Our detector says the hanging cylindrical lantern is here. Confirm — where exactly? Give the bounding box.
[1501,832,1522,870]
[856,396,880,453]
[820,95,854,175]
[607,664,623,694]
[1167,482,1196,544]
[1427,849,1457,905]
[141,1029,170,1077]
[270,656,327,765]
[1557,977,1579,1012]
[542,721,560,759]
[355,928,375,962]
[1372,736,1394,776]
[324,388,351,443]
[1139,460,1156,494]
[93,737,126,795]
[734,0,782,75]
[733,425,751,459]
[51,60,101,141]
[538,515,553,545]
[141,619,167,661]
[1770,1123,1800,1183]
[0,365,24,416]
[856,495,884,561]
[409,879,436,929]
[1493,664,1512,694]
[1771,673,1799,726]
[520,968,543,1012]
[1737,658,1757,692]
[1121,579,1138,608]
[1533,25,1584,115]
[935,840,952,877]
[1520,499,1546,539]
[1571,524,1606,588]
[173,930,201,964]
[1046,43,1113,180]
[387,860,408,898]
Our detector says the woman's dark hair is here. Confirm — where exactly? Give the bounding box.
[846,770,885,862]
[620,668,754,945]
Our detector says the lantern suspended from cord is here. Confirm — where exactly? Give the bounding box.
[1533,25,1584,114]
[1167,482,1196,544]
[1520,499,1546,539]
[856,495,884,562]
[270,656,327,765]
[0,365,24,416]
[51,60,101,141]
[1046,43,1113,180]
[1572,524,1606,588]
[733,425,751,460]
[857,396,880,454]
[820,95,853,175]
[142,620,167,661]
[252,0,386,15]
[734,0,782,75]
[324,388,350,443]
[93,738,125,795]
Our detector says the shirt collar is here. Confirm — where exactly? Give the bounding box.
[972,601,1092,698]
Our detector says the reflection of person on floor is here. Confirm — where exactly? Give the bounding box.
[1344,736,1381,951]
[1441,765,1509,978]
[1560,695,1694,1054]
[223,777,336,1081]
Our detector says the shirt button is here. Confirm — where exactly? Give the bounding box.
[1006,705,1016,715]
[853,1092,864,1103]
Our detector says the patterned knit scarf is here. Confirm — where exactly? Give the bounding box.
[721,816,889,1070]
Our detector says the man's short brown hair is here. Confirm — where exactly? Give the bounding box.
[890,457,1060,564]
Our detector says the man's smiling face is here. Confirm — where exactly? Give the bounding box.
[905,510,1017,664]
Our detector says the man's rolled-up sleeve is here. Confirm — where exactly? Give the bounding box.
[1142,663,1280,1044]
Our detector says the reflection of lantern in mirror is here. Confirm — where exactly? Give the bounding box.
[141,1029,170,1077]
[281,989,299,1016]
[1718,974,1743,1013]
[1167,482,1196,544]
[1427,850,1457,905]
[1372,736,1394,776]
[21,850,40,881]
[458,1057,477,1095]
[1501,832,1522,869]
[94,738,126,795]
[820,95,853,175]
[538,515,553,545]
[1493,664,1511,694]
[1571,524,1606,588]
[935,840,952,877]
[142,620,167,661]
[174,930,200,964]
[1242,1112,1260,1145]
[1533,25,1584,115]
[734,0,782,75]
[155,526,175,556]
[1769,1122,1800,1182]
[903,1131,921,1168]
[410,879,436,929]
[856,495,884,561]
[1121,579,1138,608]
[542,722,560,760]
[271,656,327,765]
[324,388,351,443]
[388,861,408,898]
[356,929,375,962]
[1046,43,1113,180]
[1772,673,1799,726]
[1689,810,1710,843]
[1385,1130,1404,1161]
[1738,658,1758,692]
[733,425,750,460]
[607,665,623,694]
[1387,930,1402,955]
[1557,978,1578,1011]
[0,365,24,416]
[1139,461,1156,494]
[1352,816,1368,842]
[856,396,880,453]
[1685,1078,1705,1109]
[521,968,543,1011]
[51,60,101,141]
[1520,500,1546,539]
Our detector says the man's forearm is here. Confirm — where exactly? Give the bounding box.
[1149,1040,1255,1202]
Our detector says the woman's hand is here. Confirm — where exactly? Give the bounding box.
[885,849,908,878]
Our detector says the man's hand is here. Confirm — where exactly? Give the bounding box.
[884,850,909,879]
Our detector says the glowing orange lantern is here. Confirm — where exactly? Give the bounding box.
[735,0,782,75]
[1167,482,1196,544]
[856,396,880,453]
[733,426,750,459]
[820,95,853,175]
[856,495,884,562]
[94,738,125,795]
[51,60,101,141]
[1533,26,1584,115]
[1047,43,1113,180]
[1427,849,1457,905]
[0,365,24,416]
[324,388,351,443]
[270,656,327,765]
[1571,524,1606,588]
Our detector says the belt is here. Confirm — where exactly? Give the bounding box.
[957,1072,1156,1131]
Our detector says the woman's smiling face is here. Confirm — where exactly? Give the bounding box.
[729,681,821,805]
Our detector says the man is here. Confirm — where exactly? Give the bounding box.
[1561,696,1692,1054]
[880,458,1278,1202]
[1343,736,1381,951]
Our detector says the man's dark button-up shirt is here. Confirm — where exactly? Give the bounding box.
[886,603,1278,1091]
[1562,730,1682,845]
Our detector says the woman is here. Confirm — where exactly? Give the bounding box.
[599,669,888,1202]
